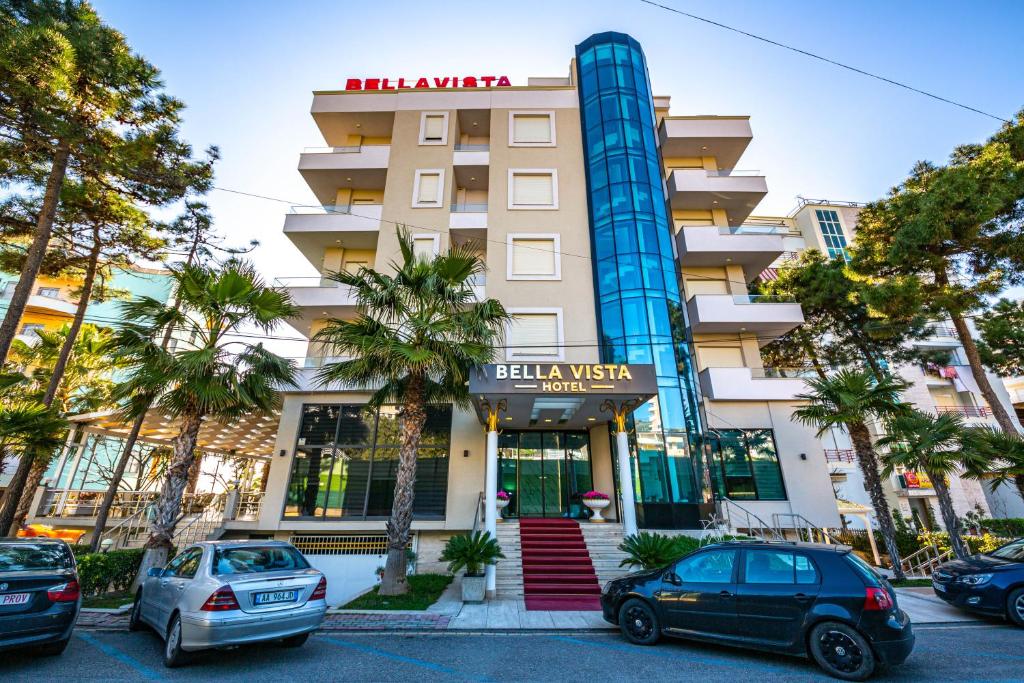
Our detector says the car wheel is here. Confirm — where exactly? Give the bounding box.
[808,621,876,681]
[128,590,144,632]
[37,637,70,656]
[279,633,310,648]
[163,613,189,668]
[618,598,660,645]
[1007,587,1024,627]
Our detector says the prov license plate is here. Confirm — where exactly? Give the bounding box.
[1,592,30,606]
[932,581,946,592]
[254,590,297,605]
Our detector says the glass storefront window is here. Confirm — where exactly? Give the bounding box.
[496,431,593,519]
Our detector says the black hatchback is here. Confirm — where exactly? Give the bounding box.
[0,538,81,655]
[600,541,914,681]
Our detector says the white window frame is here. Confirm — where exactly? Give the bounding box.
[411,169,445,208]
[508,110,556,147]
[411,233,440,259]
[506,233,561,281]
[507,169,558,210]
[505,307,564,362]
[418,111,449,146]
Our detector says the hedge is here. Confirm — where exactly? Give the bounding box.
[976,518,1024,538]
[75,549,145,596]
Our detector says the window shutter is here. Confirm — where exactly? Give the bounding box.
[413,238,435,261]
[417,173,440,203]
[512,239,556,276]
[343,261,367,275]
[512,173,554,206]
[509,314,558,357]
[513,114,552,143]
[423,115,445,141]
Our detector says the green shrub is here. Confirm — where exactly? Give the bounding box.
[619,532,700,570]
[978,518,1024,538]
[75,549,144,596]
[439,531,504,576]
[69,544,92,557]
[918,531,1010,556]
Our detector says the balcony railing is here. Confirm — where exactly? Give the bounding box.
[751,366,819,379]
[732,294,796,304]
[273,276,339,288]
[288,204,382,215]
[936,405,990,418]
[454,144,489,152]
[451,203,488,213]
[301,355,350,368]
[302,145,362,154]
[824,449,857,463]
[718,225,790,236]
[928,324,958,338]
[37,490,214,519]
[235,492,264,521]
[705,169,762,177]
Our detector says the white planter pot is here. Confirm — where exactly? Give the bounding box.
[583,498,611,522]
[461,574,486,603]
[496,497,510,521]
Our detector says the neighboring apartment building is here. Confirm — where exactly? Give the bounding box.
[760,198,1024,525]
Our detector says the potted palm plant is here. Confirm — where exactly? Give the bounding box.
[581,490,610,522]
[440,530,504,603]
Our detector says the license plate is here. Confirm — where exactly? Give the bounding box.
[0,593,30,606]
[932,581,946,592]
[254,590,297,605]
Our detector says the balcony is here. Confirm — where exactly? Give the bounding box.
[914,324,960,350]
[676,225,786,282]
[659,116,753,170]
[824,449,857,464]
[298,145,390,204]
[935,405,991,421]
[686,294,804,339]
[449,203,488,229]
[453,143,489,167]
[668,169,768,225]
[274,277,358,337]
[26,293,77,316]
[698,366,807,401]
[284,204,382,268]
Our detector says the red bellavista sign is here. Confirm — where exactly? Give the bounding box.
[344,76,512,91]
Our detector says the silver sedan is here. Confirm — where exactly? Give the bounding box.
[129,540,327,667]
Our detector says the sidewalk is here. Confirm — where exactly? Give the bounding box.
[893,587,984,624]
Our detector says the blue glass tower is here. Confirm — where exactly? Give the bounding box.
[576,32,708,528]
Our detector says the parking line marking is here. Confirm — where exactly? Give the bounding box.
[321,635,491,682]
[76,632,163,681]
[549,635,794,674]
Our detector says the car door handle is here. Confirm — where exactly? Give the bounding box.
[794,593,811,602]
[719,590,733,599]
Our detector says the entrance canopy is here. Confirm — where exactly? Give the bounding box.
[468,363,657,429]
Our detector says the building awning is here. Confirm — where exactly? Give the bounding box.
[467,363,657,429]
[68,409,279,458]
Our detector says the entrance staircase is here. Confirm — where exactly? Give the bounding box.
[518,518,602,611]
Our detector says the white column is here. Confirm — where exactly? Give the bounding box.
[484,427,499,597]
[615,428,638,537]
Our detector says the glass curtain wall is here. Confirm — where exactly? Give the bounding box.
[575,32,708,528]
[497,431,593,519]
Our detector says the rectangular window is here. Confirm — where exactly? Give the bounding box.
[413,169,444,207]
[412,234,439,261]
[37,287,60,298]
[508,235,559,280]
[284,403,452,520]
[509,170,557,209]
[506,309,562,361]
[707,428,786,501]
[19,323,45,337]
[418,112,448,145]
[815,209,850,262]
[342,260,367,275]
[509,111,555,146]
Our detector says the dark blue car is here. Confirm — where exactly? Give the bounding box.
[931,537,1024,625]
[0,538,81,655]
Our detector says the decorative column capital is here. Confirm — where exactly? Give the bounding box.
[480,398,508,433]
[600,398,643,433]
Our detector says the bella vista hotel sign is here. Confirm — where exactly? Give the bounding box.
[344,76,513,90]
[470,363,657,395]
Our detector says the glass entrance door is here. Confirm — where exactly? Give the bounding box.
[498,430,593,518]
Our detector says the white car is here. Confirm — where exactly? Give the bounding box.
[130,540,327,667]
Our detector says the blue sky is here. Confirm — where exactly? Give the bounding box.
[89,0,1024,352]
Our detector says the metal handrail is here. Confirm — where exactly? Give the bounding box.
[173,495,226,547]
[772,512,843,545]
[900,543,952,576]
[236,492,264,521]
[717,497,785,541]
[471,491,485,535]
[100,505,151,550]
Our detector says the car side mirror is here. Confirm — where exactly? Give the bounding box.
[665,572,682,586]
[147,567,164,577]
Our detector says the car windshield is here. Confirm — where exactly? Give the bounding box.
[213,546,310,575]
[988,539,1024,561]
[0,543,73,572]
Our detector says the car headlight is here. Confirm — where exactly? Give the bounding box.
[601,581,614,595]
[957,573,993,586]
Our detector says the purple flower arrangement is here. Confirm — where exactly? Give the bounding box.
[582,490,609,501]
[496,491,511,501]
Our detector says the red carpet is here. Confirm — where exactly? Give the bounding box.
[519,518,602,611]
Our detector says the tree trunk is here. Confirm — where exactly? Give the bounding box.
[848,421,906,580]
[929,470,969,559]
[0,454,34,535]
[0,140,71,363]
[89,413,145,552]
[10,458,49,532]
[1016,474,1024,503]
[379,376,427,596]
[132,411,203,589]
[949,311,1018,435]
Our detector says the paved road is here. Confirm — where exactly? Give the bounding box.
[1,623,1021,681]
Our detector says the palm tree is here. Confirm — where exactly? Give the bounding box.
[793,369,911,579]
[878,410,972,559]
[314,230,510,595]
[960,426,1024,503]
[111,262,297,581]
